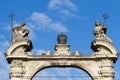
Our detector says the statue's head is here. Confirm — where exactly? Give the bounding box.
[95,20,101,26]
[21,22,26,27]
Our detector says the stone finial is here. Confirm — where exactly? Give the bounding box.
[57,32,67,44]
[93,20,112,43]
[12,22,30,43]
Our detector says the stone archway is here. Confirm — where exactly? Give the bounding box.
[5,21,118,80]
[32,67,93,80]
[26,60,95,80]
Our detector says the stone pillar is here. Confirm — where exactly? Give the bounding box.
[100,59,114,80]
[10,60,24,80]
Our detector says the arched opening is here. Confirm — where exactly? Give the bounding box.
[32,67,92,80]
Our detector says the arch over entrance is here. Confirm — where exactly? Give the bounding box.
[30,62,94,80]
[5,21,118,80]
[32,67,92,80]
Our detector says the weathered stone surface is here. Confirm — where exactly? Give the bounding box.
[93,21,112,43]
[12,22,30,44]
[5,21,118,80]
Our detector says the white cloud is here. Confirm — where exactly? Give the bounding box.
[48,0,82,20]
[0,47,10,80]
[48,0,78,11]
[50,22,67,32]
[30,12,67,32]
[0,41,9,47]
[48,0,63,10]
[60,9,79,19]
[26,23,37,40]
[30,12,52,26]
[29,29,37,40]
[0,41,9,52]
[64,0,78,11]
[60,9,88,21]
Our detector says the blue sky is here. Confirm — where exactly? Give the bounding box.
[0,0,120,80]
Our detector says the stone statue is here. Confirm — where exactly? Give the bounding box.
[12,22,30,43]
[93,21,112,43]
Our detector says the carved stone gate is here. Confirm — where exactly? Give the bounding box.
[6,21,118,80]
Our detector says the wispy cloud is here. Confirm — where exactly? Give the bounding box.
[0,41,10,80]
[30,12,52,27]
[3,22,20,31]
[26,23,37,40]
[48,0,78,11]
[48,0,81,20]
[60,9,79,19]
[0,41,9,52]
[30,12,67,32]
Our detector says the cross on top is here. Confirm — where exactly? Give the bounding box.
[9,13,15,19]
[9,13,15,28]
[9,13,15,44]
[103,14,109,25]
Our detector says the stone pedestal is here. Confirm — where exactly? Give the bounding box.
[10,60,24,80]
[54,44,70,55]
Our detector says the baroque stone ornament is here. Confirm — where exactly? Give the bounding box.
[57,32,67,44]
[12,22,30,44]
[6,22,32,57]
[93,21,112,43]
[5,21,118,80]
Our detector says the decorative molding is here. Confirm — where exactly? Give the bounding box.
[5,21,118,80]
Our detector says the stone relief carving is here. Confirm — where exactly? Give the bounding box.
[5,21,118,80]
[11,60,23,67]
[93,21,112,43]
[12,22,30,43]
[91,21,118,56]
[58,59,67,65]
